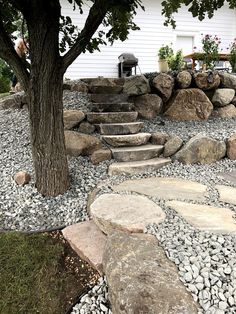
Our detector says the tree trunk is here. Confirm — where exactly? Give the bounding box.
[26,1,70,196]
[28,70,69,197]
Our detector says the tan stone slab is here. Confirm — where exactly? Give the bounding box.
[113,177,208,201]
[216,185,236,205]
[166,200,236,234]
[62,220,107,274]
[89,194,166,235]
[103,231,198,314]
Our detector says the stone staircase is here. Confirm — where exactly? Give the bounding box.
[88,92,171,175]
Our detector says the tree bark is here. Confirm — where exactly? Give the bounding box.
[26,0,69,196]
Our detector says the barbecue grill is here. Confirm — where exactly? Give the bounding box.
[118,53,138,78]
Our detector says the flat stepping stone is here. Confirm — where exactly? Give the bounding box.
[87,112,138,124]
[89,194,166,234]
[166,200,236,234]
[113,177,208,201]
[218,170,236,185]
[112,144,164,162]
[90,93,128,103]
[91,102,135,112]
[108,158,171,175]
[62,220,106,274]
[103,231,198,314]
[102,133,151,147]
[95,122,143,135]
[216,185,236,205]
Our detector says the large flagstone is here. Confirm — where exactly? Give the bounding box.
[113,177,208,201]
[216,185,236,205]
[166,200,236,234]
[89,193,166,234]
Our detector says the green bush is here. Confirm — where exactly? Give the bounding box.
[167,50,184,71]
[0,59,11,93]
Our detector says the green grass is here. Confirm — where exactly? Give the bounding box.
[0,232,88,314]
[0,92,9,98]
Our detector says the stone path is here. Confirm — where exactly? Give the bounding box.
[113,177,208,201]
[63,176,236,313]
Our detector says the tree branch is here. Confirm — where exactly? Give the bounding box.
[62,0,110,72]
[0,17,30,91]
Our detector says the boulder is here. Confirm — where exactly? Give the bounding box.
[14,171,31,186]
[89,194,166,234]
[123,75,151,96]
[194,72,220,90]
[90,149,112,165]
[150,132,170,145]
[78,121,95,134]
[63,110,85,130]
[152,73,174,102]
[0,92,27,110]
[65,131,102,156]
[219,72,236,90]
[176,71,192,89]
[163,135,183,157]
[164,88,213,121]
[133,94,162,119]
[62,221,106,274]
[212,104,236,119]
[227,133,236,160]
[212,88,235,107]
[174,134,226,164]
[103,231,198,314]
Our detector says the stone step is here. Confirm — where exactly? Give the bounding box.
[108,157,171,175]
[89,85,123,94]
[87,112,138,124]
[112,144,164,162]
[90,93,128,104]
[95,122,144,135]
[102,133,151,147]
[91,102,135,112]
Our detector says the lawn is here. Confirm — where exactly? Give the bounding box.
[0,231,98,314]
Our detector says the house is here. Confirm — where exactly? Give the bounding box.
[61,0,236,79]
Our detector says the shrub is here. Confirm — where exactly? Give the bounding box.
[158,45,173,60]
[0,59,12,93]
[167,50,184,71]
[229,38,236,72]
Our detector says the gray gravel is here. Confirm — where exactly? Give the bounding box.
[1,90,236,313]
[143,116,236,142]
[71,277,111,314]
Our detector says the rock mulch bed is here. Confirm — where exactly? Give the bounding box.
[1,88,236,313]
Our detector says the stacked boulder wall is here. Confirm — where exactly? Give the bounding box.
[164,89,213,121]
[133,94,163,119]
[103,231,198,314]
[174,134,226,164]
[194,72,220,90]
[152,73,175,102]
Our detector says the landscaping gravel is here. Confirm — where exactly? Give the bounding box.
[1,90,236,313]
[71,277,111,314]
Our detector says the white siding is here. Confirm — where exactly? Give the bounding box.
[60,0,236,79]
